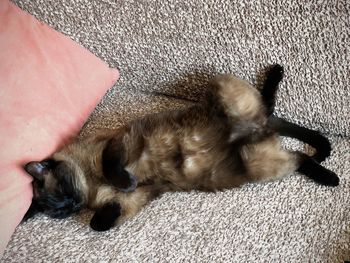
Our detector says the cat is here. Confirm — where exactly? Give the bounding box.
[23,65,339,231]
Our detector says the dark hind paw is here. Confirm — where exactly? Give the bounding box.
[298,155,339,187]
[315,167,339,187]
[268,64,284,83]
[261,64,285,116]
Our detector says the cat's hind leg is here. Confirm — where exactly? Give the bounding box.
[268,116,331,163]
[241,136,339,186]
[209,64,284,120]
[296,152,339,186]
[209,74,266,121]
[260,64,284,116]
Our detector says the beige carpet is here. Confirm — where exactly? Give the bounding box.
[3,0,350,262]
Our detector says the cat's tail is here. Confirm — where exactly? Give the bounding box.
[267,116,332,163]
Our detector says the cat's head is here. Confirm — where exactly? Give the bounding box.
[24,158,87,219]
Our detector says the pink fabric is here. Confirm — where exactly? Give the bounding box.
[0,0,119,254]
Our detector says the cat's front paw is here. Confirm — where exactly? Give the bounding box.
[112,170,138,193]
[90,203,121,231]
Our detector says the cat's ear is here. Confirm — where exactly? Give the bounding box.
[24,161,48,181]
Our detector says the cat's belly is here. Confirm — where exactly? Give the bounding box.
[125,148,215,186]
[123,111,254,190]
[124,129,242,191]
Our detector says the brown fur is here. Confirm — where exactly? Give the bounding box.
[32,74,303,224]
[24,71,338,228]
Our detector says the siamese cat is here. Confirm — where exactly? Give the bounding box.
[23,65,339,231]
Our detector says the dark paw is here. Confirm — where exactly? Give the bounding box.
[299,156,339,187]
[268,64,284,82]
[90,203,121,231]
[317,168,339,187]
[112,171,138,193]
[90,219,114,232]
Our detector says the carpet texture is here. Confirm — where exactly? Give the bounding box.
[3,0,350,262]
